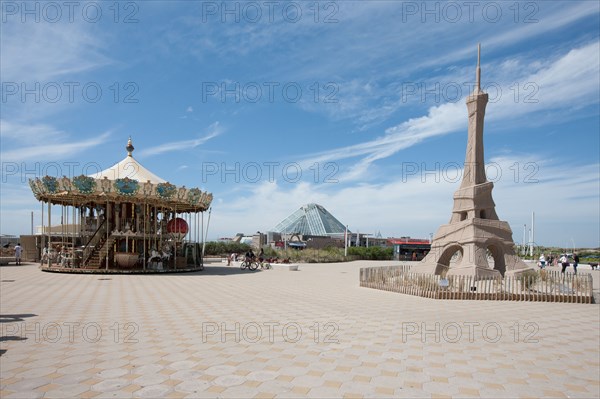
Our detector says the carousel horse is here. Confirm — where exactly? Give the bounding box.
[148,250,163,270]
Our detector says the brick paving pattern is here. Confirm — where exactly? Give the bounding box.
[1,262,599,398]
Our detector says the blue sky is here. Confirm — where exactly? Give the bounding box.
[1,0,599,248]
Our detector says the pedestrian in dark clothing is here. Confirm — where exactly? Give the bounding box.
[573,253,579,275]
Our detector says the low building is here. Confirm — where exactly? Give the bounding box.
[389,237,431,261]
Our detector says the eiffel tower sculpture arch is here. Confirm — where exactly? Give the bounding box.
[419,45,533,279]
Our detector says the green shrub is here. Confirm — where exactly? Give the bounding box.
[203,241,252,256]
[347,246,393,260]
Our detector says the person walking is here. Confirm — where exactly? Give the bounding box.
[560,254,569,274]
[14,243,22,265]
[572,253,579,275]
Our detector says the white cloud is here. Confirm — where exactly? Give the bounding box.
[0,120,112,162]
[1,21,109,83]
[294,41,600,182]
[138,122,223,157]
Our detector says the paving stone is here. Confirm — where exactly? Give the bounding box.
[174,379,211,394]
[43,384,90,398]
[91,379,129,392]
[133,384,173,398]
[133,374,168,386]
[213,374,247,387]
[16,366,57,379]
[4,378,51,392]
[167,360,196,371]
[96,368,130,379]
[4,390,45,399]
[131,364,163,375]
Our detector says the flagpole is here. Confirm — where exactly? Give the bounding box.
[344,225,348,257]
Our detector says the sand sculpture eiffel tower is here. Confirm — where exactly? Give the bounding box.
[419,45,532,278]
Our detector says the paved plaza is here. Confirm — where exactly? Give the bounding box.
[1,261,599,398]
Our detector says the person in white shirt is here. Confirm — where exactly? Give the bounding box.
[560,254,569,274]
[14,243,22,265]
[538,253,546,269]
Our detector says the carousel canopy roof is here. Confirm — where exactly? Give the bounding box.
[28,138,213,213]
[89,151,166,184]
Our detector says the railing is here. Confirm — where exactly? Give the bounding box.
[82,219,107,266]
[359,266,594,304]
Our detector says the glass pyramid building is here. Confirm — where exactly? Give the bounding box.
[272,203,347,236]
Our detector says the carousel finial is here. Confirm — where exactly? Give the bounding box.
[126,137,135,157]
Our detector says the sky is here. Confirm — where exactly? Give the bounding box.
[1,0,599,248]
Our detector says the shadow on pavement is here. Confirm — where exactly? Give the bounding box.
[0,314,38,323]
[187,265,267,276]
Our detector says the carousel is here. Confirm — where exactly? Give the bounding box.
[28,138,213,273]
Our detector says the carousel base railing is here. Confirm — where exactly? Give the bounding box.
[40,262,205,274]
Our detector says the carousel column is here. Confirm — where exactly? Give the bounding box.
[143,203,147,271]
[81,206,86,237]
[152,206,157,252]
[136,205,141,233]
[159,207,163,253]
[106,201,110,270]
[72,202,76,267]
[41,201,44,260]
[61,205,64,252]
[115,204,120,233]
[47,201,51,266]
[174,207,177,270]
[63,205,66,252]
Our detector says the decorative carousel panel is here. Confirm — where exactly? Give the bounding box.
[199,193,213,209]
[60,176,73,192]
[156,182,176,198]
[42,176,59,193]
[34,178,45,195]
[114,178,140,196]
[29,179,40,196]
[99,177,112,193]
[73,175,96,194]
[142,181,155,196]
[187,188,201,204]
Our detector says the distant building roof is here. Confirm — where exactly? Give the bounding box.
[388,238,431,246]
[272,203,347,236]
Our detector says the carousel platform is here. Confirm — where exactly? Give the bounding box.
[39,265,204,274]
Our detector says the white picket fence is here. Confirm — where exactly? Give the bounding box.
[359,266,594,304]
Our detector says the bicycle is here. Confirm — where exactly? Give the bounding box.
[259,261,271,270]
[240,257,259,271]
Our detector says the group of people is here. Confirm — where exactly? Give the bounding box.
[538,252,580,274]
[226,248,291,266]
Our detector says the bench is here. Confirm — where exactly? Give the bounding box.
[0,257,14,265]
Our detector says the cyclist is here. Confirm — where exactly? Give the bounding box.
[258,248,267,269]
